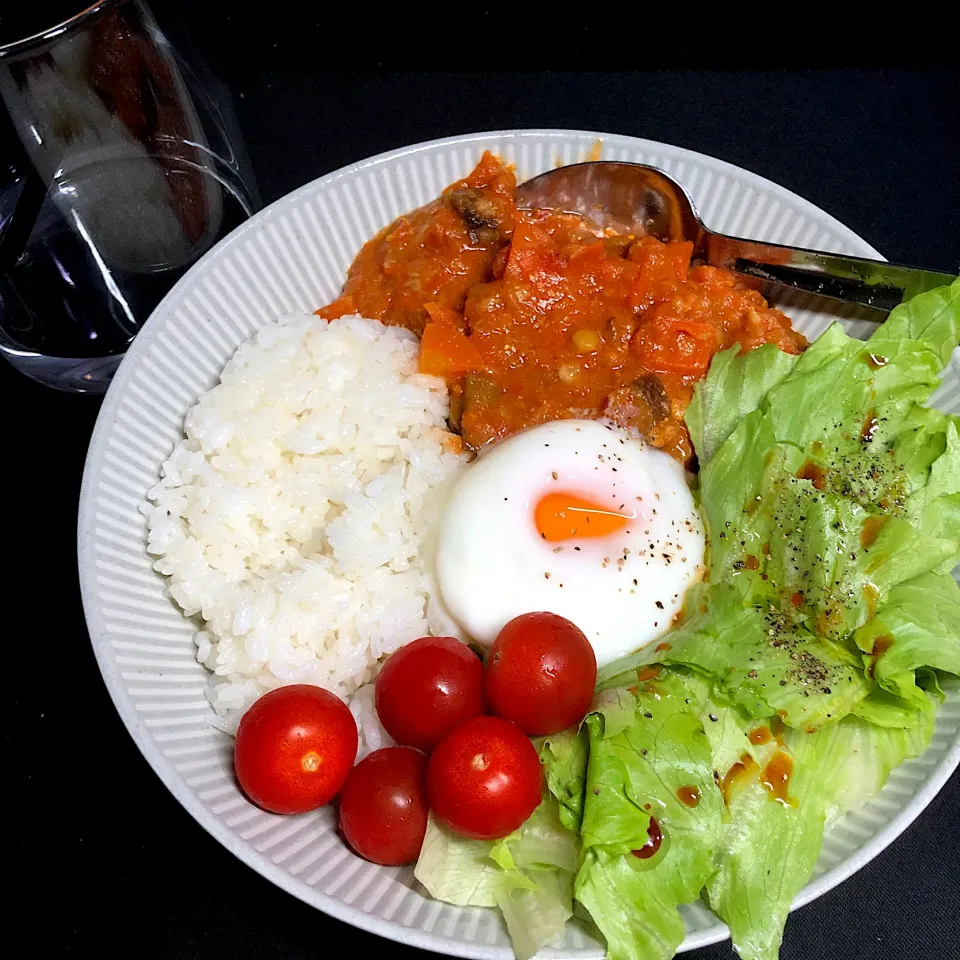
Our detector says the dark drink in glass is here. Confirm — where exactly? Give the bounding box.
[0,1,257,392]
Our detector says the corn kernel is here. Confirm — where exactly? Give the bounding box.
[572,329,601,354]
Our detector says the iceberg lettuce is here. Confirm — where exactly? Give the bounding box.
[574,672,722,960]
[415,791,578,960]
[594,278,959,960]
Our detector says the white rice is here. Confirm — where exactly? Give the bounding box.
[143,313,468,735]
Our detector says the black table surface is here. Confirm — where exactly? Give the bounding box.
[6,13,959,958]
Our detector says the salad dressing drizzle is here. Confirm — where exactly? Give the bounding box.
[761,752,796,807]
[748,726,773,745]
[721,753,758,804]
[861,516,887,551]
[676,785,701,807]
[864,352,889,369]
[797,461,827,491]
[867,634,894,678]
[631,816,663,859]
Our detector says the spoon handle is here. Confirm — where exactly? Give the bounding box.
[702,233,957,313]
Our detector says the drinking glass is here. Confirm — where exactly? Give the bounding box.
[0,1,258,392]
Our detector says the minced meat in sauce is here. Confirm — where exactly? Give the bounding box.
[319,152,806,462]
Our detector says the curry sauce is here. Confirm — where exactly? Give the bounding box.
[319,153,806,460]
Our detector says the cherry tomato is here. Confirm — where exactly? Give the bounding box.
[234,685,358,815]
[339,746,429,866]
[375,636,485,752]
[485,612,597,736]
[427,715,541,840]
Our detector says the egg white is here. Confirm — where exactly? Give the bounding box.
[434,420,705,667]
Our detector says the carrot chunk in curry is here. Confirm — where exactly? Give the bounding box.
[319,152,806,461]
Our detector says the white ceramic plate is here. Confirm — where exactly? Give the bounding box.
[77,130,960,958]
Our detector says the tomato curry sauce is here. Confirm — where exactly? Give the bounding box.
[319,152,806,462]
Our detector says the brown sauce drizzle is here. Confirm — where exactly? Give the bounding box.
[654,642,672,653]
[749,726,773,745]
[760,751,796,807]
[867,634,894,678]
[721,753,758,804]
[744,554,759,570]
[861,515,887,550]
[861,409,879,444]
[676,785,701,808]
[797,460,827,491]
[865,353,889,369]
[631,816,663,859]
[723,741,797,805]
[636,665,662,682]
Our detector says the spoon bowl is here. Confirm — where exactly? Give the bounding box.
[517,161,956,312]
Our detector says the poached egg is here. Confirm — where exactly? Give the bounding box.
[435,420,705,667]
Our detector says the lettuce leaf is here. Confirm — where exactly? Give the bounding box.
[603,583,871,731]
[629,279,960,960]
[763,279,959,457]
[869,278,960,367]
[909,419,960,540]
[697,411,776,579]
[574,672,722,960]
[706,740,825,960]
[854,571,960,708]
[590,685,642,737]
[703,689,937,960]
[496,869,574,960]
[784,697,936,823]
[702,432,959,641]
[670,279,960,726]
[689,278,959,476]
[415,793,578,960]
[696,278,959,551]
[416,815,505,908]
[688,344,798,465]
[850,687,932,727]
[540,727,589,834]
[761,467,960,642]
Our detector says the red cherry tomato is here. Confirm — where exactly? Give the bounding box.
[375,636,485,752]
[427,715,541,840]
[234,685,357,815]
[485,612,597,736]
[339,746,429,866]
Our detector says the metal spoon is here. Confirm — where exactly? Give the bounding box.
[516,162,956,312]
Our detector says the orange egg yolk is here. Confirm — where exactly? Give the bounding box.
[534,492,633,543]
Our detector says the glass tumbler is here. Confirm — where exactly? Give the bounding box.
[0,2,258,392]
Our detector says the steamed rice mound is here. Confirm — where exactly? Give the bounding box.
[144,314,467,728]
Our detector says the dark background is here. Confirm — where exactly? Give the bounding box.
[5,3,959,958]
